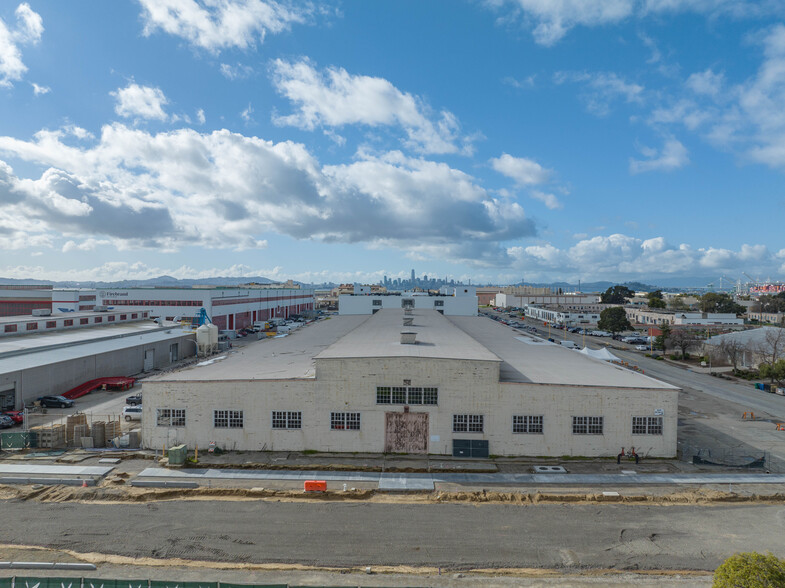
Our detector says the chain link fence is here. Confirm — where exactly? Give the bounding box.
[0,411,140,451]
[678,442,772,471]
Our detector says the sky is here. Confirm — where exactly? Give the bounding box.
[0,0,784,286]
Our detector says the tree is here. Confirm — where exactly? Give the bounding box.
[668,295,691,311]
[753,328,785,366]
[601,285,635,304]
[655,323,671,352]
[647,290,666,309]
[759,359,785,386]
[717,338,748,371]
[668,328,697,358]
[713,552,785,587]
[699,292,745,315]
[597,306,632,334]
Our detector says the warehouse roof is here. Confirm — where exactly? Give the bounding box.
[147,315,370,381]
[314,309,500,362]
[448,315,677,389]
[0,327,191,375]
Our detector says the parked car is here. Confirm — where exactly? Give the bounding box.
[2,410,23,424]
[122,406,142,422]
[0,415,14,429]
[126,393,142,406]
[38,395,74,408]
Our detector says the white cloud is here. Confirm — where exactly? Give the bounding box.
[492,0,634,46]
[489,153,550,185]
[270,58,473,155]
[31,81,49,95]
[645,25,785,170]
[489,0,784,45]
[196,108,206,124]
[240,102,254,123]
[554,71,644,116]
[686,68,725,96]
[138,0,310,53]
[629,137,689,173]
[220,62,254,79]
[507,233,779,280]
[0,124,535,264]
[111,83,169,121]
[530,190,562,209]
[0,3,43,87]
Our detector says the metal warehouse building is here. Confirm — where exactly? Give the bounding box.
[141,309,678,457]
[0,313,195,411]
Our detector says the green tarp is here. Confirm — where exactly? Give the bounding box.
[13,578,81,588]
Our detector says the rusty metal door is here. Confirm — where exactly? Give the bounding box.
[385,412,428,454]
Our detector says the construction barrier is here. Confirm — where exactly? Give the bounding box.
[304,480,327,492]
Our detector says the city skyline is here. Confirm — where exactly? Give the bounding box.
[1,1,785,285]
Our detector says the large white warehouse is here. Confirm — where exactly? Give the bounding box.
[141,309,678,457]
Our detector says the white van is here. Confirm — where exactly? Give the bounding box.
[559,340,579,349]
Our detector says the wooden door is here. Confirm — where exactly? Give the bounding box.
[385,412,428,454]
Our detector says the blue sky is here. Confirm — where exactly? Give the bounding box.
[1,0,784,285]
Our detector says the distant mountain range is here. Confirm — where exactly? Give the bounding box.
[0,275,724,292]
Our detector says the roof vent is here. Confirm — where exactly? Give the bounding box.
[400,331,417,345]
[403,317,414,326]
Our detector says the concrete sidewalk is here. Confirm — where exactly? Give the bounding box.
[134,466,785,491]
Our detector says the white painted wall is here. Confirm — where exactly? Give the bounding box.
[339,295,477,316]
[142,356,677,457]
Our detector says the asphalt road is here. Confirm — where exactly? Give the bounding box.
[3,500,785,571]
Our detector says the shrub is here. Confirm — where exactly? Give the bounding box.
[713,552,785,587]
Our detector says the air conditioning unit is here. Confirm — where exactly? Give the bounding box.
[94,305,109,312]
[32,309,52,316]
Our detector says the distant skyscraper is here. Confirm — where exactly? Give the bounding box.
[411,269,415,282]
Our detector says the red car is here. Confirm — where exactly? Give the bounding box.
[2,411,23,425]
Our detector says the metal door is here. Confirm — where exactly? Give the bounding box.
[143,349,155,372]
[384,412,428,454]
[0,386,15,411]
[169,343,178,363]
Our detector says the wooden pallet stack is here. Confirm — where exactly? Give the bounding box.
[66,414,88,445]
[104,420,121,445]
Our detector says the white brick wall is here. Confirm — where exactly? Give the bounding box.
[142,356,677,457]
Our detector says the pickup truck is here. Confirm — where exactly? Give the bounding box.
[126,393,142,406]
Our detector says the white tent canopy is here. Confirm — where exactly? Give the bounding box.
[579,347,620,362]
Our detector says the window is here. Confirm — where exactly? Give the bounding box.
[64,319,73,327]
[157,408,186,427]
[513,415,544,434]
[372,299,382,306]
[572,416,603,435]
[376,386,391,404]
[4,324,17,333]
[94,317,102,323]
[80,318,89,325]
[120,314,127,320]
[46,321,56,328]
[108,315,115,322]
[131,313,138,319]
[272,411,302,429]
[453,414,483,433]
[331,412,360,430]
[377,386,438,405]
[632,416,663,435]
[214,410,244,428]
[392,386,407,404]
[434,299,444,307]
[423,387,438,405]
[26,322,38,331]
